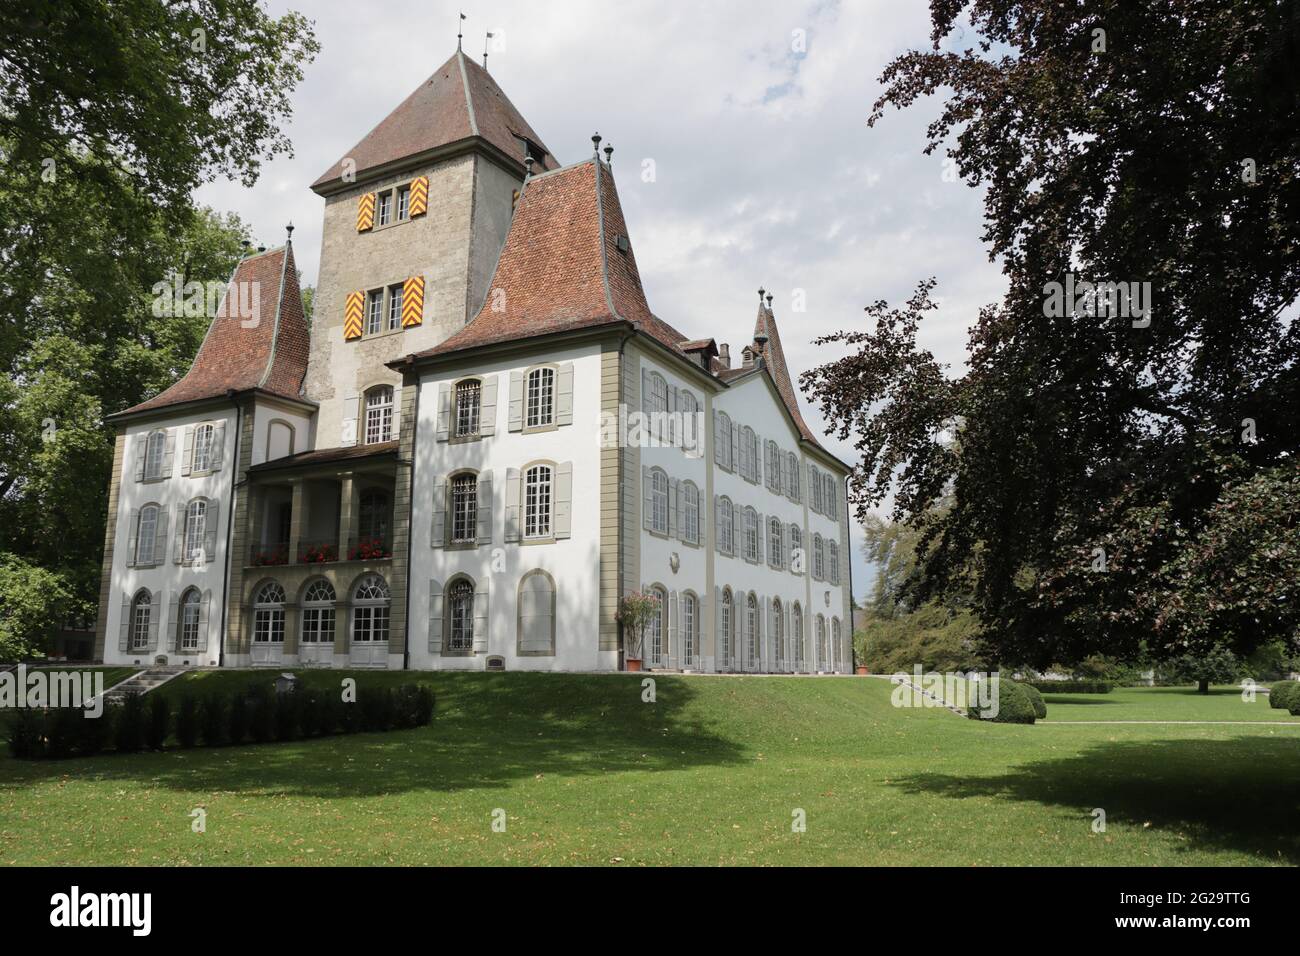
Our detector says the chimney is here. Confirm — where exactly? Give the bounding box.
[718,343,731,368]
[742,346,754,369]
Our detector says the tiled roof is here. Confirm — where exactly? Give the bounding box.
[312,49,555,190]
[118,245,310,416]
[751,299,821,446]
[249,440,398,473]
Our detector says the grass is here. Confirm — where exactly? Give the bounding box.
[1041,685,1300,722]
[1,672,1297,866]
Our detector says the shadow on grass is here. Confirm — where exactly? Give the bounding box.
[1040,696,1117,706]
[890,736,1300,864]
[0,673,746,799]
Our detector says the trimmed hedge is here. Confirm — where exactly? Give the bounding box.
[1267,680,1298,710]
[8,682,436,760]
[967,677,1039,724]
[1021,683,1048,719]
[1025,679,1113,694]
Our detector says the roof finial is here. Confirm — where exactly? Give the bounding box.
[457,11,465,49]
[592,132,602,157]
[766,292,773,309]
[603,144,613,165]
[483,31,493,70]
[758,286,766,303]
[524,155,534,178]
[285,221,295,244]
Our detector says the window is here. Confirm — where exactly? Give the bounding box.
[448,578,474,651]
[832,618,842,671]
[364,386,393,444]
[720,588,733,668]
[680,391,699,449]
[376,189,392,227]
[358,489,390,544]
[192,423,215,473]
[648,586,666,666]
[137,504,159,566]
[253,581,286,644]
[397,185,410,221]
[746,593,759,665]
[743,507,759,562]
[740,426,755,479]
[179,588,202,651]
[829,541,840,585]
[352,574,391,644]
[789,452,800,499]
[813,534,825,580]
[817,615,827,668]
[824,474,837,519]
[524,464,552,538]
[365,290,384,335]
[810,465,823,512]
[526,367,555,428]
[455,379,481,437]
[717,411,733,470]
[184,499,207,562]
[719,497,734,554]
[773,598,784,668]
[647,372,668,441]
[450,473,477,543]
[768,517,782,568]
[682,592,698,665]
[682,482,700,544]
[130,590,151,651]
[301,580,336,644]
[790,524,803,573]
[387,283,403,331]
[792,604,803,669]
[650,469,668,534]
[518,570,555,655]
[144,430,166,479]
[766,441,780,491]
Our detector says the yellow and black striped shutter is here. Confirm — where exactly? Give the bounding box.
[409,176,429,217]
[344,291,364,340]
[356,192,376,232]
[402,276,425,328]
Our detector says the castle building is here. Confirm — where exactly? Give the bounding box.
[94,48,853,673]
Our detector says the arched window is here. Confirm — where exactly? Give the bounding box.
[647,371,668,421]
[682,592,698,665]
[524,463,553,538]
[253,581,286,644]
[649,468,669,534]
[450,473,477,543]
[352,574,391,644]
[772,598,784,669]
[192,422,216,472]
[743,507,759,562]
[790,524,803,573]
[813,534,825,580]
[518,570,555,655]
[454,378,481,437]
[792,603,804,670]
[789,452,800,499]
[824,474,838,519]
[301,579,336,644]
[766,441,780,490]
[740,426,755,478]
[267,420,294,460]
[136,503,159,566]
[720,587,734,669]
[681,481,700,544]
[746,592,759,666]
[810,464,823,512]
[816,615,827,669]
[719,496,734,554]
[829,541,840,585]
[144,429,167,479]
[358,489,390,545]
[832,617,842,672]
[768,516,782,568]
[680,390,699,449]
[526,366,555,428]
[130,590,152,651]
[716,411,733,470]
[648,586,667,667]
[364,386,394,444]
[446,577,475,651]
[179,588,202,651]
[184,499,207,562]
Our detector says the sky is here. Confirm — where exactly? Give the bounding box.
[194,0,1006,603]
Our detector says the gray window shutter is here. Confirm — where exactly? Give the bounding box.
[431,477,446,548]
[133,435,146,482]
[166,591,180,652]
[730,422,739,472]
[756,594,766,669]
[713,411,723,466]
[784,603,792,669]
[754,434,763,485]
[204,499,219,564]
[199,590,212,653]
[504,468,521,542]
[436,382,451,441]
[713,586,722,663]
[209,421,226,471]
[668,589,679,669]
[118,593,131,651]
[713,497,723,553]
[173,503,186,563]
[642,466,653,530]
[556,362,574,426]
[126,509,140,568]
[731,500,741,556]
[428,579,444,653]
[476,472,494,544]
[641,368,651,418]
[697,487,706,542]
[668,478,679,540]
[472,580,489,653]
[162,429,176,478]
[341,394,359,446]
[147,589,161,651]
[508,371,523,431]
[154,508,169,568]
[180,426,194,476]
[554,462,573,539]
[480,376,498,436]
[781,522,790,571]
[756,511,765,565]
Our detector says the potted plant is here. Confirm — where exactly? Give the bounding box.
[617,592,659,672]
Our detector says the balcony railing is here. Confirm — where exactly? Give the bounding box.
[249,544,289,566]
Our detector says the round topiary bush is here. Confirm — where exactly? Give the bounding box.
[967,677,1038,724]
[1268,680,1298,710]
[1021,683,1048,720]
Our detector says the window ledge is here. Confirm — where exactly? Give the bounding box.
[522,423,559,435]
[448,433,483,445]
[520,537,557,547]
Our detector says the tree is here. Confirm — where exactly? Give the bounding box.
[1166,645,1243,695]
[804,1,1300,670]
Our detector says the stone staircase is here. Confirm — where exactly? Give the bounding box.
[100,665,190,703]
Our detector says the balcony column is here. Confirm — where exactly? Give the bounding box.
[287,479,306,565]
[248,484,265,564]
[338,472,359,560]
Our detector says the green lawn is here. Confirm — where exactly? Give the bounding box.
[1,672,1297,866]
[1042,684,1300,722]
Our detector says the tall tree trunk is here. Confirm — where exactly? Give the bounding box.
[1197,678,1210,694]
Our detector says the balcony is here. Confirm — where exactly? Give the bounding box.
[347,537,393,561]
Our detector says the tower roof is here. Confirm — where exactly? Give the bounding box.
[312,49,555,192]
[749,298,819,445]
[114,244,311,418]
